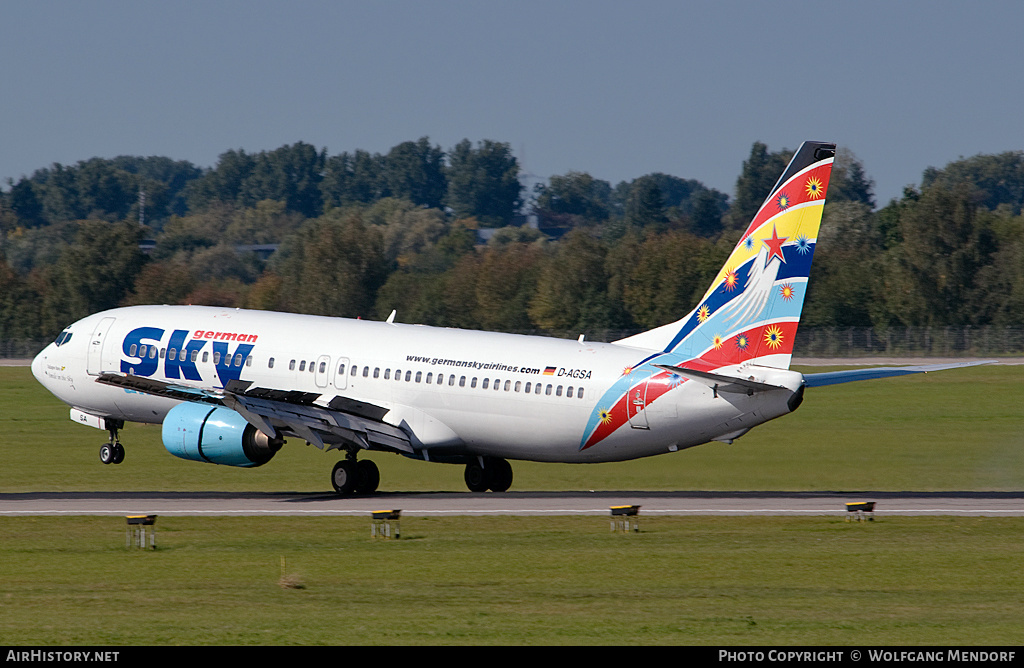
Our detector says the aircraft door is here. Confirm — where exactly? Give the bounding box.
[315,355,331,388]
[86,317,116,377]
[333,357,350,390]
[626,371,652,430]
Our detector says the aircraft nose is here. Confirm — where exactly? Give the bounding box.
[31,345,50,385]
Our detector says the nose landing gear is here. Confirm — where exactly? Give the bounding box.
[99,419,125,465]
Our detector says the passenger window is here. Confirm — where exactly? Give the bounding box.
[193,350,200,363]
[514,381,521,392]
[289,359,296,371]
[482,378,489,390]
[535,384,542,395]
[213,352,221,365]
[567,386,574,398]
[338,363,345,375]
[405,371,412,382]
[545,384,552,396]
[556,385,563,396]
[363,367,369,377]
[202,351,208,363]
[351,365,357,375]
[246,355,252,367]
[578,388,584,399]
[426,372,432,384]
[449,375,456,386]
[269,357,275,369]
[395,369,402,381]
[384,369,391,380]
[374,368,380,379]
[160,348,166,359]
[504,380,511,391]
[234,354,243,367]
[525,382,532,394]
[319,362,327,373]
[129,344,138,356]
[471,377,477,388]
[415,371,422,383]
[139,344,147,358]
[494,379,500,391]
[459,376,466,387]
[299,361,306,372]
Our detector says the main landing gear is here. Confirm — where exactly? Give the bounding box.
[331,456,380,495]
[464,457,513,493]
[99,419,125,465]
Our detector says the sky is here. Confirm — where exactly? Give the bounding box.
[2,1,1023,207]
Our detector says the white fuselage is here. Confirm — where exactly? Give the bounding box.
[31,305,805,464]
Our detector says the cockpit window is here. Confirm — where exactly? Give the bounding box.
[54,330,73,347]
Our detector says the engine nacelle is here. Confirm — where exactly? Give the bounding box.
[162,402,282,467]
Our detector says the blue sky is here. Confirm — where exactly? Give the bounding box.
[2,1,1022,207]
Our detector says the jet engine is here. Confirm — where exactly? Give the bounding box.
[162,402,282,467]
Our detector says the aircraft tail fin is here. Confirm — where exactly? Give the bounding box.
[613,141,835,369]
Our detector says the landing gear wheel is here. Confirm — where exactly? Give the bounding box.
[331,460,358,495]
[464,461,490,492]
[355,460,380,494]
[99,443,114,465]
[111,443,125,465]
[488,458,513,493]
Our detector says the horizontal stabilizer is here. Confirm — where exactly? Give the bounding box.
[803,360,995,387]
[654,363,789,395]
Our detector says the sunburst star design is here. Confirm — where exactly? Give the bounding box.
[723,268,739,291]
[805,176,824,199]
[794,235,812,255]
[780,284,795,301]
[764,325,784,349]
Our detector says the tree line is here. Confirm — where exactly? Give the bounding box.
[1,138,1023,346]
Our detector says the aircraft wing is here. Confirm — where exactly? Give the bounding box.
[95,373,413,454]
[801,360,995,387]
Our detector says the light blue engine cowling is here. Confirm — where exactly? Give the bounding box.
[162,402,282,467]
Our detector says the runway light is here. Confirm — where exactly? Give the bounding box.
[845,502,875,522]
[126,514,157,549]
[371,510,401,539]
[610,505,640,532]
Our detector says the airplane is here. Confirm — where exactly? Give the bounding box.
[30,141,988,494]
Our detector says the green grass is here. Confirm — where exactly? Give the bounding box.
[0,515,1021,645]
[1,364,1021,492]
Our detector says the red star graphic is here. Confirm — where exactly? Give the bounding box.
[762,226,788,267]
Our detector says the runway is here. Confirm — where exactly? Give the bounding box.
[1,490,1023,517]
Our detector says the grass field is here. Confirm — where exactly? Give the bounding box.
[1,363,1022,645]
[1,515,1023,645]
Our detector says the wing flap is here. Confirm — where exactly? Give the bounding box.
[95,372,413,454]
